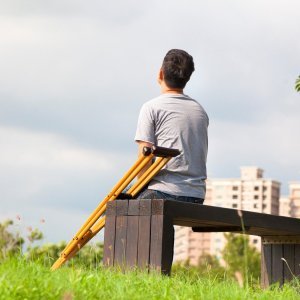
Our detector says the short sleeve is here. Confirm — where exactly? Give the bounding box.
[134,103,155,144]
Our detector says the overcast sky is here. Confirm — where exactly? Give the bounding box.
[1,0,300,243]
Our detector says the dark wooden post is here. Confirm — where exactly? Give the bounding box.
[103,201,116,267]
[261,236,300,288]
[125,200,140,267]
[114,200,129,269]
[149,200,174,275]
[137,200,152,269]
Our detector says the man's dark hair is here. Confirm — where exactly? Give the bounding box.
[162,49,195,89]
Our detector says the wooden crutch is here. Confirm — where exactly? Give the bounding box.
[51,145,180,270]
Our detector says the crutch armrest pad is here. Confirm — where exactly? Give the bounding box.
[151,146,180,158]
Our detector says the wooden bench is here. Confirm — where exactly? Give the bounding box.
[103,199,300,288]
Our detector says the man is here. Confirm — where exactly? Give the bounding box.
[135,49,209,203]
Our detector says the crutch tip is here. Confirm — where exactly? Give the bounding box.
[50,259,63,271]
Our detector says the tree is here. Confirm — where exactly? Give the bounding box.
[222,233,260,285]
[0,219,104,267]
[0,220,24,260]
[295,75,300,92]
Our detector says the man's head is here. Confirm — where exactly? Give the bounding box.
[161,49,195,89]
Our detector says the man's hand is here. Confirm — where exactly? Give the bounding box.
[137,141,153,179]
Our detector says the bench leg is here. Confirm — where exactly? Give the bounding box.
[150,215,174,275]
[261,237,300,288]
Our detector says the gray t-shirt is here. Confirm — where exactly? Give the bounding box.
[135,93,209,199]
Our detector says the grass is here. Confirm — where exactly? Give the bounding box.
[1,258,300,300]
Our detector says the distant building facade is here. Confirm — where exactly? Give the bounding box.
[280,182,300,218]
[279,196,291,217]
[173,167,281,264]
[289,182,300,218]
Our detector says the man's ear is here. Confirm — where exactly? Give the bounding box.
[157,68,163,85]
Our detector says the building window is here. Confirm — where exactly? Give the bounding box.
[232,204,238,208]
[254,195,259,200]
[254,186,259,191]
[253,239,258,244]
[232,186,239,191]
[253,204,257,208]
[215,185,224,190]
[232,195,238,199]
[263,204,267,209]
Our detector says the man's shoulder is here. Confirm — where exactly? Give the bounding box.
[140,95,165,113]
[144,94,193,106]
[144,95,165,106]
[142,94,208,118]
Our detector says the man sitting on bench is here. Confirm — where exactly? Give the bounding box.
[135,49,209,204]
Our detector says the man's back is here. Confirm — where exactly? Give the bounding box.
[135,93,208,199]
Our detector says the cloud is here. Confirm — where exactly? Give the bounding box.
[207,112,300,191]
[0,126,135,210]
[0,0,149,25]
[0,126,112,170]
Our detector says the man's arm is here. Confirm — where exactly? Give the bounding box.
[137,141,153,179]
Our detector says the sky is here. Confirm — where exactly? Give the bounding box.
[0,0,300,243]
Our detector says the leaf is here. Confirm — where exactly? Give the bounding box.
[295,76,300,92]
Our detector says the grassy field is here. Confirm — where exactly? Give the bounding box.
[1,258,300,300]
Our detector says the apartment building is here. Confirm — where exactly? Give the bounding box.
[289,182,300,218]
[173,167,281,264]
[174,228,211,265]
[174,186,213,265]
[279,196,291,217]
[280,182,300,218]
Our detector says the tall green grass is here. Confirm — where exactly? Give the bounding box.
[1,258,300,300]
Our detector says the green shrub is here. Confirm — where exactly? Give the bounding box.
[0,220,24,261]
[295,75,300,92]
[27,241,104,268]
[222,233,260,286]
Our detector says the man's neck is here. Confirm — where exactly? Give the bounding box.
[161,83,183,94]
[162,89,183,94]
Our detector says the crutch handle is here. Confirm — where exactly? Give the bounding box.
[142,147,153,156]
